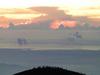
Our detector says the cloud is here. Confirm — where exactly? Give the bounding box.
[29,7,78,29]
[0,7,100,29]
[50,20,61,29]
[50,20,77,29]
[0,8,45,28]
[0,16,9,28]
[0,8,37,14]
[29,7,67,20]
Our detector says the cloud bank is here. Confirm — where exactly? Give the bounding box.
[0,7,100,29]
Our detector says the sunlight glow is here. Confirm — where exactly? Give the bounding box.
[1,14,42,19]
[65,8,100,17]
[50,20,77,29]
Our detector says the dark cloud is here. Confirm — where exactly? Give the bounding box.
[29,7,69,20]
[29,7,91,23]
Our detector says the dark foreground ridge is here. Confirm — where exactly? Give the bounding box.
[14,66,86,75]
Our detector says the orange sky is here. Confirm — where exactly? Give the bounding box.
[0,0,100,29]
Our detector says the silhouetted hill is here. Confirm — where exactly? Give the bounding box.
[14,66,85,75]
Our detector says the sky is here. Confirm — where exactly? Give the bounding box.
[0,0,100,49]
[0,0,100,29]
